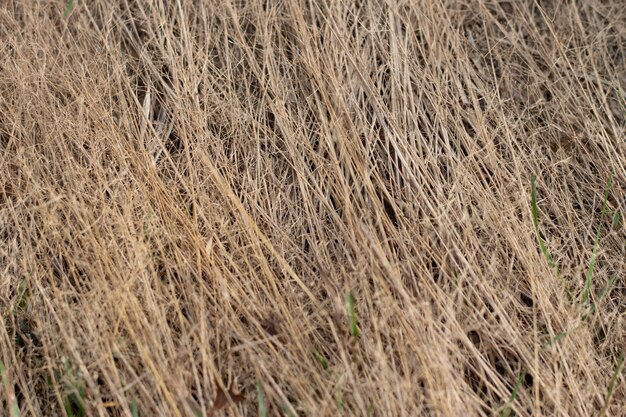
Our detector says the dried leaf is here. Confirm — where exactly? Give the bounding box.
[207,380,245,415]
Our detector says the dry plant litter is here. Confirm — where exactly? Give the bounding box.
[0,0,625,416]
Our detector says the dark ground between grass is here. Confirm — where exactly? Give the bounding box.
[0,0,625,416]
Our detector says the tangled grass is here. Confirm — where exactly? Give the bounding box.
[0,1,625,416]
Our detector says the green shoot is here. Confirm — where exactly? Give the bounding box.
[314,351,329,370]
[335,387,344,415]
[597,276,617,304]
[64,391,85,417]
[16,279,29,311]
[130,398,139,417]
[345,292,359,338]
[607,352,625,397]
[499,369,526,417]
[280,402,297,417]
[587,276,617,318]
[530,176,556,269]
[531,176,574,299]
[256,381,268,417]
[63,0,75,18]
[583,176,612,305]
[601,352,625,417]
[611,210,621,229]
[59,359,85,417]
[544,331,569,348]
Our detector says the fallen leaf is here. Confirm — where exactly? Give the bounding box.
[208,380,245,415]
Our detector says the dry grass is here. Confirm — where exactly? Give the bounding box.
[0,0,625,416]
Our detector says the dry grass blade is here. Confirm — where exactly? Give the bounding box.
[0,0,624,416]
[0,362,21,417]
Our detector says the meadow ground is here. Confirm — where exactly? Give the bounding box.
[0,1,625,416]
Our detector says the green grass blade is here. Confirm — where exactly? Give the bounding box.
[314,351,329,370]
[587,276,618,318]
[544,331,569,348]
[257,381,268,417]
[16,279,29,310]
[345,292,359,338]
[600,351,626,417]
[499,369,526,417]
[63,0,75,18]
[607,352,625,399]
[64,392,85,417]
[530,176,555,268]
[583,176,612,305]
[64,398,76,417]
[10,398,20,417]
[130,398,139,417]
[612,210,621,229]
[280,402,297,417]
[335,388,344,415]
[0,361,6,387]
[597,276,617,303]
